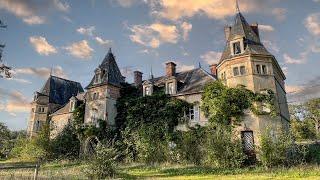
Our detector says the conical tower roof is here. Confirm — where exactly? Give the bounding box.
[219,5,272,63]
[86,48,125,89]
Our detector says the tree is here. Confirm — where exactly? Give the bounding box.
[0,122,11,158]
[0,19,12,78]
[305,98,320,137]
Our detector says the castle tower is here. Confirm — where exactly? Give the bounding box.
[216,3,290,147]
[27,75,84,137]
[84,48,125,126]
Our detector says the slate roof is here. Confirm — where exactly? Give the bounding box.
[86,48,125,89]
[39,76,84,105]
[50,92,85,116]
[143,68,216,95]
[219,12,272,63]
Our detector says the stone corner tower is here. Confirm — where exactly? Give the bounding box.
[215,3,290,147]
[84,48,125,126]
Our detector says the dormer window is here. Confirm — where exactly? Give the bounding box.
[167,82,175,94]
[94,73,100,84]
[233,41,241,54]
[70,101,76,112]
[144,86,152,96]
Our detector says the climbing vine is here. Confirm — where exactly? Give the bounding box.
[201,81,277,126]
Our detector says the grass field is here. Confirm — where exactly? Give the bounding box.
[0,161,320,179]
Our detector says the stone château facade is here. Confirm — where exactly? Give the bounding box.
[27,7,290,150]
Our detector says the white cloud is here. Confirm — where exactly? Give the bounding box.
[262,40,280,53]
[271,8,287,21]
[0,88,30,114]
[53,0,70,12]
[200,51,222,65]
[283,53,306,64]
[0,0,70,25]
[148,0,274,21]
[128,23,179,48]
[286,85,303,94]
[64,40,94,59]
[181,22,192,41]
[259,24,274,32]
[29,36,57,56]
[77,26,96,36]
[115,0,140,7]
[14,66,67,79]
[304,13,320,36]
[95,37,112,46]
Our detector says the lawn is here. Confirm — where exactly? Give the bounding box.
[0,161,319,179]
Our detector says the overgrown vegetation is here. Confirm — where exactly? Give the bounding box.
[2,82,320,179]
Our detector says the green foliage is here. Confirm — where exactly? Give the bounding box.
[291,118,317,140]
[85,142,117,179]
[204,125,246,168]
[10,125,50,161]
[201,81,275,126]
[0,122,11,158]
[259,127,297,168]
[115,86,190,163]
[50,124,80,160]
[173,126,206,165]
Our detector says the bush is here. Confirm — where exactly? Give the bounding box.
[173,126,206,165]
[85,142,117,179]
[304,143,320,164]
[50,124,80,160]
[205,125,246,168]
[259,127,297,167]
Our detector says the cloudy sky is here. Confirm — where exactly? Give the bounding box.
[0,0,320,130]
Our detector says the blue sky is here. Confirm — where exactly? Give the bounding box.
[0,0,320,130]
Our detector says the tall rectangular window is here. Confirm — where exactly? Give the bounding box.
[262,65,267,74]
[167,82,175,94]
[145,86,151,96]
[189,104,200,122]
[256,65,261,74]
[240,66,246,75]
[233,67,239,76]
[233,41,241,55]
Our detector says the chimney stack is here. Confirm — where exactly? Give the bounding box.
[166,62,176,77]
[224,26,231,40]
[134,71,143,86]
[210,64,218,77]
[250,23,259,38]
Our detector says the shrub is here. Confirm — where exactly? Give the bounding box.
[85,142,117,179]
[174,126,206,165]
[259,127,296,167]
[205,125,246,168]
[50,124,80,160]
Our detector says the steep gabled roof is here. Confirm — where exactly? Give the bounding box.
[86,48,125,89]
[40,76,84,105]
[143,68,216,95]
[219,12,272,62]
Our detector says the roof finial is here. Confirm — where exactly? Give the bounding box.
[236,0,240,13]
[149,65,154,79]
[108,47,112,54]
[198,62,202,68]
[50,66,53,77]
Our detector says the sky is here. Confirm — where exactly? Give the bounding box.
[0,0,320,130]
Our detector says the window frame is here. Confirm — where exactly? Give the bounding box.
[240,66,246,75]
[262,65,267,75]
[233,67,240,76]
[233,41,242,55]
[256,64,261,74]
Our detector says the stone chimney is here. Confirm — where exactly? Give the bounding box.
[166,62,176,77]
[210,64,218,77]
[250,23,259,38]
[224,26,231,40]
[134,71,143,86]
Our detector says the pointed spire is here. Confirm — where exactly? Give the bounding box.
[149,65,154,79]
[50,66,53,77]
[198,62,202,68]
[108,47,112,54]
[236,0,240,13]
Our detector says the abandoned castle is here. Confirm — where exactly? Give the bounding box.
[26,9,290,149]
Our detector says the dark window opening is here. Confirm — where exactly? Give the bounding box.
[256,65,261,74]
[240,66,246,75]
[233,42,241,55]
[262,65,267,74]
[233,67,239,76]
